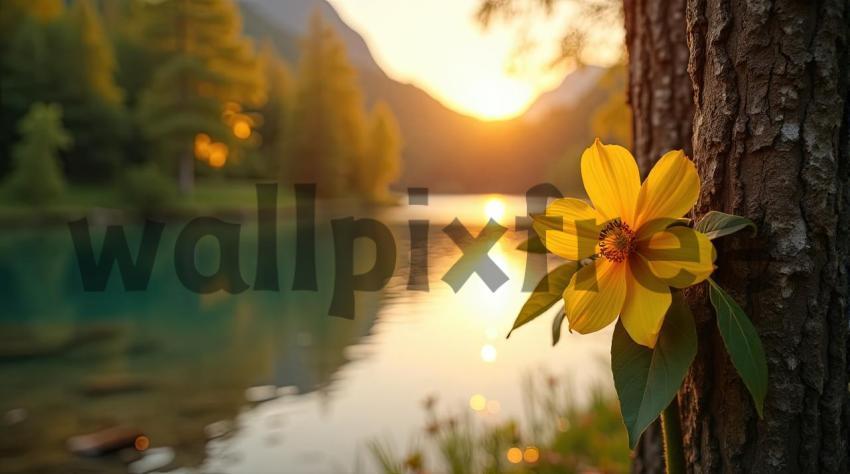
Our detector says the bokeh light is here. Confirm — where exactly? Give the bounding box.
[208,142,229,168]
[134,435,150,452]
[469,394,487,411]
[233,119,251,139]
[194,133,211,160]
[506,447,523,464]
[480,344,497,362]
[523,446,540,463]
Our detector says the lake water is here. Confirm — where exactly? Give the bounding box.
[0,195,614,473]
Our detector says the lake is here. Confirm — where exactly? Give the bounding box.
[0,195,614,473]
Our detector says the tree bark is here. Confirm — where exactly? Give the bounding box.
[627,0,850,472]
[680,0,850,472]
[624,1,693,471]
[624,0,694,176]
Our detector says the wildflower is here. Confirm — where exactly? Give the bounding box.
[535,139,715,348]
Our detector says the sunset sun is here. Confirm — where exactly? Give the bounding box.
[460,77,535,121]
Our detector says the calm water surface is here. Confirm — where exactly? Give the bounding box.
[0,195,613,473]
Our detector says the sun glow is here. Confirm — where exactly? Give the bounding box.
[461,78,535,120]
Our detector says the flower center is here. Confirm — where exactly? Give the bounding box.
[598,218,636,263]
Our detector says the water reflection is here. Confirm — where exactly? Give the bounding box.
[0,195,613,473]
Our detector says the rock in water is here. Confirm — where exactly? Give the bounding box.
[245,385,278,403]
[67,426,144,456]
[128,447,175,474]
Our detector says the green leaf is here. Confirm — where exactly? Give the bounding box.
[708,279,768,417]
[695,211,756,240]
[611,292,697,449]
[507,262,578,338]
[551,307,566,346]
[516,236,548,253]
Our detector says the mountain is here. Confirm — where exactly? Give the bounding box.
[240,0,382,73]
[238,0,614,194]
[523,66,606,122]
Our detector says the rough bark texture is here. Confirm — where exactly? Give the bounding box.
[626,0,850,472]
[679,0,850,472]
[624,0,694,471]
[625,0,694,176]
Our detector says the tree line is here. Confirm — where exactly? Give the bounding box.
[0,0,402,207]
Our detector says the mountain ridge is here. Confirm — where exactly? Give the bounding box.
[239,0,607,193]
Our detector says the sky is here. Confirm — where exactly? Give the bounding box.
[328,0,622,120]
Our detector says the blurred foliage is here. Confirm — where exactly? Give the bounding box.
[285,11,367,197]
[477,0,622,69]
[1,0,128,182]
[117,162,177,213]
[0,0,404,206]
[134,0,265,193]
[257,42,295,179]
[3,103,71,205]
[591,66,631,145]
[361,101,403,204]
[368,374,629,474]
[542,64,628,196]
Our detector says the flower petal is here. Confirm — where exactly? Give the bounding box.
[620,255,672,348]
[634,150,700,230]
[564,258,627,334]
[581,139,641,225]
[533,198,601,260]
[639,226,716,288]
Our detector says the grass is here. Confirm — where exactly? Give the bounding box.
[0,179,292,221]
[366,374,630,474]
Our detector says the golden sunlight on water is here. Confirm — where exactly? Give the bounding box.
[0,195,614,473]
[200,196,615,473]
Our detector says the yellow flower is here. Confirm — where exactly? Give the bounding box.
[535,139,716,348]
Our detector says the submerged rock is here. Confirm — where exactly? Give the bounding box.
[0,324,122,362]
[3,408,28,426]
[80,374,152,397]
[67,426,144,456]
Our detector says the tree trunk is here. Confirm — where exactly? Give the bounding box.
[179,149,194,195]
[627,0,850,472]
[624,0,694,176]
[680,0,850,472]
[624,1,693,471]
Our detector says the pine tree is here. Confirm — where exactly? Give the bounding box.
[4,103,71,205]
[135,0,265,194]
[259,43,294,179]
[361,101,403,203]
[69,0,123,104]
[0,4,127,182]
[285,10,367,197]
[0,0,63,53]
[60,0,128,181]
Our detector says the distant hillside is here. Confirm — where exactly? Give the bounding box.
[524,66,606,122]
[239,0,622,194]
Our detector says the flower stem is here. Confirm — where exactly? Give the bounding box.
[661,397,685,474]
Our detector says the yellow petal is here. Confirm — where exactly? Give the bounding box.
[634,150,700,230]
[639,226,716,288]
[580,139,641,225]
[564,258,627,334]
[620,255,671,348]
[533,198,601,261]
